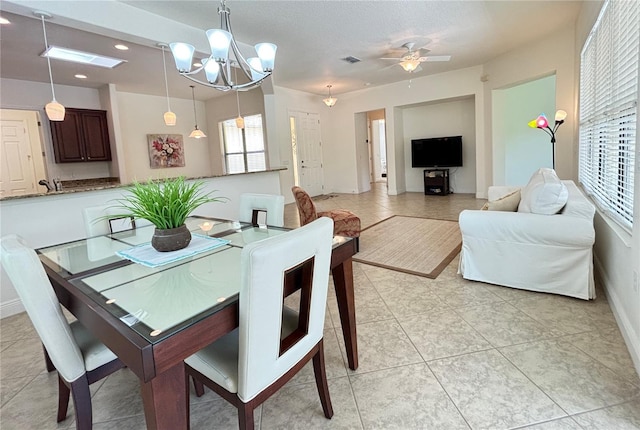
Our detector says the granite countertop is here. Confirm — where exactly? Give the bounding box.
[0,168,287,202]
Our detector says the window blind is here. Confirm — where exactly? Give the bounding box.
[578,0,638,231]
[220,114,267,174]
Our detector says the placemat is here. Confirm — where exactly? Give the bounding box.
[116,234,230,268]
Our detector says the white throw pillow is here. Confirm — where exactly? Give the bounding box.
[518,168,568,215]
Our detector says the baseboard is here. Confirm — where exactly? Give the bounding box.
[0,299,24,319]
[594,254,640,377]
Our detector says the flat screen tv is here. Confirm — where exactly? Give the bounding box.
[411,136,463,168]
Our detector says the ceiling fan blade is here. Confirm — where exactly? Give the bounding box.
[379,57,402,61]
[417,48,431,56]
[424,55,451,62]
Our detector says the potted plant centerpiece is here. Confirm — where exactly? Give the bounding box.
[113,176,225,252]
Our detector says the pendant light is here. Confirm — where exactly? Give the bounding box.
[35,11,65,121]
[189,85,206,139]
[234,68,244,129]
[323,85,337,107]
[159,44,176,126]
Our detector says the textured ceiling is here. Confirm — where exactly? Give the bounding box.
[0,1,581,101]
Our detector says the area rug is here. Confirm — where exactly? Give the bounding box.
[353,215,461,278]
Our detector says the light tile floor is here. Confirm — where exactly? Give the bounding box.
[2,183,639,429]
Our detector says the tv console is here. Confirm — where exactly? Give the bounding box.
[423,169,450,195]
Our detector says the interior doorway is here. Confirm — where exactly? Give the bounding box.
[367,109,387,187]
[0,109,48,197]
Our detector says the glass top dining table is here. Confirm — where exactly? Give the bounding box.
[37,216,358,430]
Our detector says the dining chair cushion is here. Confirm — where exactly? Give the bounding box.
[185,307,299,394]
[69,321,118,372]
[238,193,285,227]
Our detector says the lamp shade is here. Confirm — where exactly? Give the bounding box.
[255,43,277,71]
[189,128,206,139]
[169,43,195,72]
[45,100,65,121]
[323,97,337,107]
[235,116,245,129]
[163,111,176,126]
[535,114,549,128]
[555,110,567,121]
[203,58,220,83]
[247,57,266,81]
[206,29,232,61]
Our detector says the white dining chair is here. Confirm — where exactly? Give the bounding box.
[185,217,335,430]
[0,235,125,430]
[238,193,285,227]
[82,204,153,237]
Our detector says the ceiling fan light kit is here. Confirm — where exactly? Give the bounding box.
[169,0,276,92]
[381,41,451,74]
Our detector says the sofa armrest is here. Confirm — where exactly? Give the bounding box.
[459,210,595,247]
[488,186,521,202]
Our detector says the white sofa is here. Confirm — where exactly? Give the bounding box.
[458,171,596,300]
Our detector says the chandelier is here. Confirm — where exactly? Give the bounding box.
[169,0,276,92]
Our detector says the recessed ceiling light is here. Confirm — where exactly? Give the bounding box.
[0,16,10,25]
[42,46,127,68]
[114,44,129,51]
[75,74,87,79]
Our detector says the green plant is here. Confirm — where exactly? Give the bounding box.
[112,177,226,229]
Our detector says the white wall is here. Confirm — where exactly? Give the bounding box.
[493,75,557,186]
[402,97,476,193]
[0,78,112,180]
[0,171,282,317]
[574,0,640,376]
[483,25,576,182]
[116,91,212,182]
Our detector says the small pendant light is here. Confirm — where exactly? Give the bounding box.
[35,11,65,121]
[234,69,244,129]
[189,85,206,139]
[159,44,176,126]
[323,85,337,107]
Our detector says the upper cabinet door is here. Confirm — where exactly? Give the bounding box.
[50,108,112,163]
[51,110,84,162]
[80,111,111,161]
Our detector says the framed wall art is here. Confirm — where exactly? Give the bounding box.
[148,134,185,168]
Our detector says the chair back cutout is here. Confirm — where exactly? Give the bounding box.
[238,193,285,227]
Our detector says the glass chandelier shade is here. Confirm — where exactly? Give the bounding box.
[169,0,277,92]
[159,44,176,126]
[36,11,65,121]
[189,85,206,139]
[323,85,337,107]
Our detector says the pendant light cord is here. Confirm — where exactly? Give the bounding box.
[190,85,198,129]
[161,45,172,112]
[235,68,242,117]
[40,15,57,102]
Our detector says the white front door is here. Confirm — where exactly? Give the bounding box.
[290,111,324,196]
[0,110,47,197]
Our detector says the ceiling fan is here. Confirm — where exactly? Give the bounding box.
[380,42,451,73]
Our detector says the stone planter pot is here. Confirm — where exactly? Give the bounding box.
[151,224,191,252]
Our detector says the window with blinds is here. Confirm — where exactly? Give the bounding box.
[220,114,267,174]
[578,0,638,231]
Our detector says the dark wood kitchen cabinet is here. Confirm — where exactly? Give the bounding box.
[50,108,112,163]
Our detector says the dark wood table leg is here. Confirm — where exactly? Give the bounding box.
[331,258,358,370]
[140,362,189,430]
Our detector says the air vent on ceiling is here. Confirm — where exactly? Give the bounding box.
[341,56,361,64]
